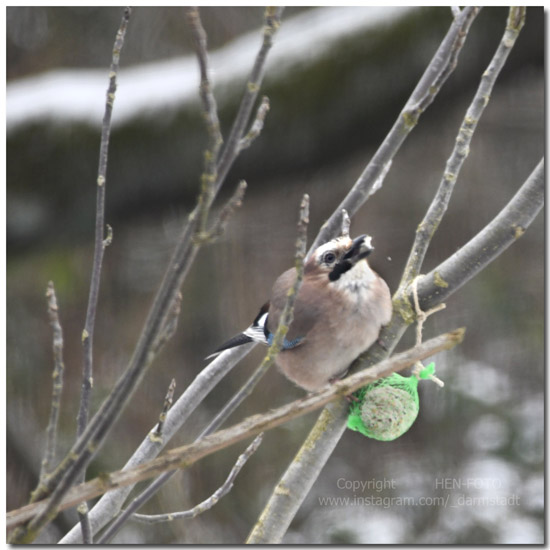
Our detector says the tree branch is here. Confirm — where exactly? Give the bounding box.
[400,6,526,285]
[78,6,131,444]
[415,157,543,311]
[39,282,66,482]
[215,7,284,192]
[7,328,464,531]
[128,434,262,524]
[185,7,224,235]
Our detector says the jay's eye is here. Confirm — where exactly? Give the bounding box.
[323,251,337,265]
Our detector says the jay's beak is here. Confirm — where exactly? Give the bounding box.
[328,235,374,282]
[342,234,374,265]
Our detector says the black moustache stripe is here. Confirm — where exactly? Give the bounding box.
[329,260,353,282]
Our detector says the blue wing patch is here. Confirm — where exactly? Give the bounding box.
[267,332,304,350]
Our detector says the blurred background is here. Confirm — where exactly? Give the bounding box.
[7,6,544,544]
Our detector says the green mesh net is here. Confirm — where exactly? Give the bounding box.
[347,363,436,441]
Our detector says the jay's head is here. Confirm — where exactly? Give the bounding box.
[305,234,374,282]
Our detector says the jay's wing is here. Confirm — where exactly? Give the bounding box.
[267,267,319,343]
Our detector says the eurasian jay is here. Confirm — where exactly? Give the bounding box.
[210,234,392,392]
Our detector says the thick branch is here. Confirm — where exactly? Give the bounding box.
[416,157,543,311]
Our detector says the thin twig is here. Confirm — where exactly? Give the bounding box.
[215,7,284,192]
[39,282,66,482]
[400,6,526,285]
[238,96,270,152]
[131,434,263,524]
[74,10,131,543]
[95,194,309,542]
[153,379,176,441]
[78,6,131,442]
[76,503,92,545]
[415,158,543,311]
[7,328,465,530]
[203,195,310,437]
[410,277,445,386]
[309,7,480,254]
[151,292,182,356]
[194,180,247,245]
[185,7,224,234]
[201,193,309,438]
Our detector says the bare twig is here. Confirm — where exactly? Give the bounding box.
[400,6,526,285]
[185,7,223,234]
[185,7,223,151]
[76,503,92,545]
[215,7,284,192]
[201,193,310,438]
[78,6,131,442]
[238,96,270,152]
[151,292,182,357]
[194,180,248,245]
[39,282,66,482]
[410,277,446,386]
[130,434,263,524]
[94,194,309,542]
[415,157,543,312]
[7,328,464,530]
[309,7,480,254]
[76,9,131,544]
[153,379,176,441]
